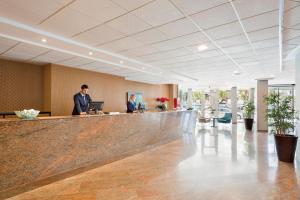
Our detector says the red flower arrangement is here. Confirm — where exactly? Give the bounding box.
[156,97,170,103]
[155,97,170,111]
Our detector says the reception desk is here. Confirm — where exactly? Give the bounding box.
[0,110,197,197]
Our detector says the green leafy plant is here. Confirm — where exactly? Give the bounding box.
[265,92,297,135]
[238,90,249,102]
[243,101,255,119]
[156,104,167,111]
[218,90,229,102]
[192,91,203,102]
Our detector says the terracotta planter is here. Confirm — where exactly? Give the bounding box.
[274,134,298,163]
[244,118,254,130]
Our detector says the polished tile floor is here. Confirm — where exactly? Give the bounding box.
[7,123,300,200]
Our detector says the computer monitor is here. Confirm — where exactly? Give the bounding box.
[88,101,104,112]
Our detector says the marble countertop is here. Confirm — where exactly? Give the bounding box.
[0,109,190,122]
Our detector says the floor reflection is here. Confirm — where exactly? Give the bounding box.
[7,123,300,200]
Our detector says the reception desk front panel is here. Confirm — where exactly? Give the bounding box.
[0,110,197,196]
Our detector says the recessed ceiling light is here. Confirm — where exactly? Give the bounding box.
[141,67,145,70]
[88,51,93,55]
[41,38,47,43]
[197,44,208,51]
[233,70,240,76]
[120,60,124,64]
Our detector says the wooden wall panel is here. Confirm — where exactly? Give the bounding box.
[0,59,44,112]
[0,59,172,116]
[50,64,171,116]
[42,64,51,111]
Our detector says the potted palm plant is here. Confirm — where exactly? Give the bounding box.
[243,101,255,130]
[265,92,298,163]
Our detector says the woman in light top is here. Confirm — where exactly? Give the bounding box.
[127,94,137,113]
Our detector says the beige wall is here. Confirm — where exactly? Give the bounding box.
[0,59,44,112]
[50,64,170,116]
[0,59,173,115]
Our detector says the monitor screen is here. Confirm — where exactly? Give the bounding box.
[89,101,104,111]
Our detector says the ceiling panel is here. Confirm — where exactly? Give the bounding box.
[248,26,278,41]
[0,37,19,54]
[0,0,71,25]
[205,22,244,40]
[233,0,278,19]
[121,45,160,57]
[106,13,151,35]
[32,50,75,63]
[69,0,126,23]
[151,32,207,51]
[39,7,100,37]
[98,37,143,52]
[157,18,199,38]
[285,0,300,11]
[132,28,169,44]
[242,10,278,32]
[84,62,121,72]
[111,0,153,11]
[172,0,227,15]
[198,49,223,58]
[191,3,237,30]
[286,36,300,46]
[132,0,184,26]
[252,38,278,49]
[73,24,125,46]
[2,43,49,60]
[139,48,191,62]
[94,62,121,73]
[151,39,185,51]
[284,5,300,27]
[56,56,95,67]
[215,35,248,47]
[283,29,300,41]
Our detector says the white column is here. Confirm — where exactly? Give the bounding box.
[231,87,237,124]
[187,88,193,108]
[256,80,268,131]
[209,89,218,111]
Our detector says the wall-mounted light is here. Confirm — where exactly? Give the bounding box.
[88,51,93,56]
[41,38,47,43]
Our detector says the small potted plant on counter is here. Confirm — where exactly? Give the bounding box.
[265,92,298,163]
[243,100,255,130]
[155,97,170,111]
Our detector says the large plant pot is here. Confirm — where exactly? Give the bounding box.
[274,134,298,163]
[244,118,254,130]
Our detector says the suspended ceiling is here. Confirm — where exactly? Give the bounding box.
[0,0,299,87]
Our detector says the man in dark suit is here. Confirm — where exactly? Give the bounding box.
[72,84,92,115]
[127,94,137,113]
